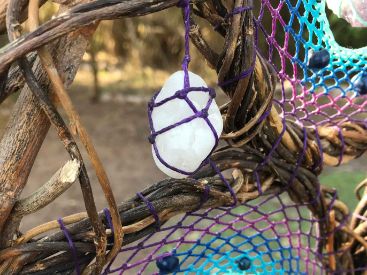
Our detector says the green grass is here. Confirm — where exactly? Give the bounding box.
[320,171,366,211]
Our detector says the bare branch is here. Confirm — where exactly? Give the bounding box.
[0,16,96,247]
[12,160,80,217]
[28,0,123,266]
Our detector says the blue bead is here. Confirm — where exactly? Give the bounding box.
[236,256,251,271]
[307,49,330,71]
[353,72,367,95]
[156,255,180,274]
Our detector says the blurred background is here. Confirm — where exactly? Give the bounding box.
[0,2,366,232]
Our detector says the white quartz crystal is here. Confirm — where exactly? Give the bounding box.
[151,71,223,179]
[326,0,342,17]
[326,0,367,27]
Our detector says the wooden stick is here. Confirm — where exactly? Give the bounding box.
[327,210,336,272]
[0,24,95,244]
[28,0,124,269]
[7,0,114,269]
[0,0,38,34]
[337,222,367,252]
[16,212,89,244]
[12,160,80,217]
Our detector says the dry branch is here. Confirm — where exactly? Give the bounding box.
[27,0,123,267]
[0,157,324,273]
[0,3,96,247]
[12,160,80,218]
[6,0,108,271]
[0,53,37,103]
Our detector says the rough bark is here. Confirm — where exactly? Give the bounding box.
[0,25,96,239]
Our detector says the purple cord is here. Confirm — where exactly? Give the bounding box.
[148,0,246,204]
[226,6,253,19]
[192,183,211,212]
[148,86,217,176]
[103,208,114,233]
[182,0,191,89]
[209,159,238,205]
[58,218,81,275]
[137,192,161,228]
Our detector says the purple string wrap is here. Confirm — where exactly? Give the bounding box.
[215,6,253,30]
[218,7,257,88]
[182,0,191,89]
[209,159,238,205]
[58,218,81,275]
[148,4,258,205]
[192,183,211,212]
[137,192,161,228]
[103,208,114,233]
[148,87,218,176]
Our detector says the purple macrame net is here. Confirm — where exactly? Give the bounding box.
[97,0,367,274]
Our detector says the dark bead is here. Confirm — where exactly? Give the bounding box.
[307,49,330,71]
[156,255,180,274]
[236,256,251,271]
[353,72,367,95]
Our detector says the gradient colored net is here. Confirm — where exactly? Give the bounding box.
[104,193,324,274]
[262,0,367,128]
[102,0,367,274]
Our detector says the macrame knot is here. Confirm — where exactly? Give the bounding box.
[148,134,156,144]
[175,89,187,99]
[183,54,191,64]
[197,109,209,118]
[148,100,154,111]
[208,88,216,98]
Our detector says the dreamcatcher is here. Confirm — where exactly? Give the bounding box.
[0,0,366,274]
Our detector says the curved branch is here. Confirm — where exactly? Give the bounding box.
[12,160,80,218]
[28,0,124,268]
[0,1,97,248]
